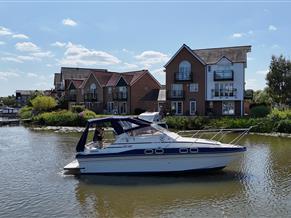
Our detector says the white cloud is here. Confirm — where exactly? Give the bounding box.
[0,26,12,36]
[152,68,165,76]
[62,18,78,26]
[1,57,23,63]
[231,33,243,38]
[135,51,169,67]
[247,56,254,61]
[51,41,66,47]
[256,70,268,75]
[12,34,29,39]
[0,71,20,80]
[59,42,121,66]
[268,25,277,31]
[123,62,139,70]
[1,55,40,63]
[31,51,54,58]
[271,44,280,49]
[17,55,40,61]
[0,41,5,45]
[15,42,40,52]
[27,73,38,77]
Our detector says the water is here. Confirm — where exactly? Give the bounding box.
[0,126,290,218]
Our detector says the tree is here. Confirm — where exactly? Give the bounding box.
[266,55,291,106]
[253,88,272,105]
[0,95,18,107]
[30,96,57,112]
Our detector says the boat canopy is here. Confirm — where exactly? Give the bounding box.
[76,116,151,152]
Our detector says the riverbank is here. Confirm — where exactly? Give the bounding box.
[29,125,291,138]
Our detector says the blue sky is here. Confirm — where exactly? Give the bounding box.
[0,2,290,96]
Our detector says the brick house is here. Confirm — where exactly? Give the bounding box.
[54,67,161,114]
[164,44,251,116]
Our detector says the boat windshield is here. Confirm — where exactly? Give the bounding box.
[128,126,160,137]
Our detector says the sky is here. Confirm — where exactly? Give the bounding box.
[0,1,291,96]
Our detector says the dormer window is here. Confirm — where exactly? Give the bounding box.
[176,60,191,81]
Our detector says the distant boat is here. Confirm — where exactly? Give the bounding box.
[64,116,247,174]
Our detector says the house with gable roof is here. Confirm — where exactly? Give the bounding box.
[164,44,251,116]
[54,67,161,114]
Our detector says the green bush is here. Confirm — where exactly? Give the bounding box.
[250,105,271,118]
[274,119,291,133]
[32,109,104,126]
[71,105,85,113]
[165,116,208,130]
[19,106,33,119]
[31,96,57,113]
[33,110,78,126]
[268,108,291,120]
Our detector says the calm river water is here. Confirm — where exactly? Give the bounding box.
[0,126,290,218]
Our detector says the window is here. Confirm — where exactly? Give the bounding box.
[208,66,211,72]
[90,83,96,92]
[119,102,127,114]
[171,84,183,98]
[189,83,198,92]
[107,102,114,113]
[222,101,235,115]
[171,101,183,115]
[190,101,197,115]
[118,86,127,98]
[108,87,112,95]
[213,83,235,97]
[177,60,191,80]
[214,70,233,81]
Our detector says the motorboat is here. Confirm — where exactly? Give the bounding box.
[64,116,247,174]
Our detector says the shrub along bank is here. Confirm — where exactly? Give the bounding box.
[165,109,291,134]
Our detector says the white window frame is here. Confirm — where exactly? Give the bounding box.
[119,102,127,114]
[107,102,114,113]
[189,83,198,92]
[171,101,183,115]
[222,101,235,115]
[108,87,112,95]
[189,101,197,115]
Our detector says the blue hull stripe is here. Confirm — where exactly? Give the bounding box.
[76,147,246,159]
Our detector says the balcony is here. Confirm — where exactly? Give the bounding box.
[175,72,192,81]
[113,92,128,101]
[214,70,234,81]
[84,93,98,102]
[211,89,237,98]
[167,90,185,99]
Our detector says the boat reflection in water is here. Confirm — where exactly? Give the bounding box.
[74,171,245,218]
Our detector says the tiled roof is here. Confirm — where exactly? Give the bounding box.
[140,89,159,101]
[70,80,84,89]
[105,70,147,87]
[61,67,107,80]
[193,45,251,64]
[91,70,114,87]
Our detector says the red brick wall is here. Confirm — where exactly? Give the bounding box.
[165,47,206,115]
[130,73,160,113]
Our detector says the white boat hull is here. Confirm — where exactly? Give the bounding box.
[76,152,242,174]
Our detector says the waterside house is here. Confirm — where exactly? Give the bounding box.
[54,67,161,114]
[165,44,251,116]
